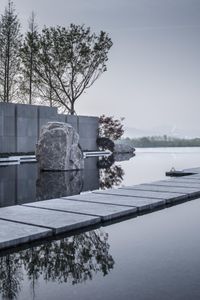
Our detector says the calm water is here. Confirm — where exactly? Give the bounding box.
[120,147,200,185]
[0,147,200,300]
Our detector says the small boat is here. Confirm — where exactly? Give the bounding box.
[166,167,196,177]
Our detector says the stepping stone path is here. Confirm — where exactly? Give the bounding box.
[0,166,200,250]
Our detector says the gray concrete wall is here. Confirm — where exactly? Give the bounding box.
[0,103,99,153]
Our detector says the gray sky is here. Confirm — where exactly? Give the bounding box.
[1,0,200,135]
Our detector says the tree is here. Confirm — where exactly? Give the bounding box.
[0,0,21,102]
[35,24,113,114]
[98,115,124,141]
[19,12,39,104]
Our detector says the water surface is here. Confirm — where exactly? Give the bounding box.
[0,147,200,299]
[1,200,200,300]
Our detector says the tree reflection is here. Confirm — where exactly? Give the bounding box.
[0,254,23,300]
[0,229,114,299]
[98,155,125,189]
[99,165,124,189]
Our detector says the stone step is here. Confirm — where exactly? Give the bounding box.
[23,198,137,221]
[93,188,187,204]
[65,193,165,211]
[144,180,200,189]
[0,205,100,234]
[0,219,52,250]
[120,184,200,197]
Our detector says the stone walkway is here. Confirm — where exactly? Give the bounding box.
[0,167,200,250]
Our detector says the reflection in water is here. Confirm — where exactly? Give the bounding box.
[0,254,23,300]
[0,157,100,207]
[36,170,84,201]
[98,153,135,169]
[99,165,125,189]
[0,155,135,207]
[0,229,114,299]
[98,154,131,189]
[97,155,115,169]
[114,152,135,162]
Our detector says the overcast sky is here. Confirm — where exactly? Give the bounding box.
[1,0,200,135]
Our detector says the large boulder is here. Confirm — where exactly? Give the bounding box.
[36,122,84,171]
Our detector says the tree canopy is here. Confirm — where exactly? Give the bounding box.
[0,1,113,114]
[20,12,39,104]
[34,24,113,114]
[0,0,21,102]
[98,115,124,141]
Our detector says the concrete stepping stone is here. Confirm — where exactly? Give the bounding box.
[172,178,200,183]
[93,188,187,204]
[0,219,52,250]
[121,184,200,197]
[23,198,136,221]
[0,205,100,234]
[65,193,165,211]
[144,180,200,189]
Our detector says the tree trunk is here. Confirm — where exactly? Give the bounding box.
[6,24,11,102]
[4,60,7,102]
[29,50,33,104]
[49,87,52,107]
[70,101,75,115]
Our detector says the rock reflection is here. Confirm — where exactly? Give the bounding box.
[0,229,114,299]
[36,170,84,201]
[0,158,100,207]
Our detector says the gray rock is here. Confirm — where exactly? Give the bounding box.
[114,142,135,153]
[36,122,84,170]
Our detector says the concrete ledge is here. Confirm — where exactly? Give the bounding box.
[0,219,52,250]
[23,198,137,221]
[65,193,165,212]
[0,205,100,234]
[121,184,200,198]
[143,181,200,189]
[93,188,187,204]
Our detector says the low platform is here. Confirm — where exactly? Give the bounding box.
[65,193,165,211]
[93,188,186,203]
[23,198,137,221]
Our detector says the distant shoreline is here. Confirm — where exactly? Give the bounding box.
[120,136,200,148]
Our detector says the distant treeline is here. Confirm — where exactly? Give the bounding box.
[121,135,200,148]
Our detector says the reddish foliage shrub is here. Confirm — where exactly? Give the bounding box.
[98,115,124,141]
